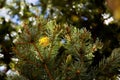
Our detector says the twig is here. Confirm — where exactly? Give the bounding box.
[13,47,40,67]
[44,64,54,80]
[32,43,54,80]
[32,43,44,62]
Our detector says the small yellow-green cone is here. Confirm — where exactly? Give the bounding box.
[9,62,15,70]
[71,15,79,22]
[66,54,72,64]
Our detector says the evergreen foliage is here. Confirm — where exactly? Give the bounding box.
[12,17,104,80]
[0,0,120,80]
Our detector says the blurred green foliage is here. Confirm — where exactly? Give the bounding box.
[0,0,120,80]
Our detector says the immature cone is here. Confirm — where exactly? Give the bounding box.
[39,36,50,47]
[76,70,80,75]
[71,15,79,22]
[66,54,72,64]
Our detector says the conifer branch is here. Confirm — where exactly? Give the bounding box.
[13,47,40,67]
[66,27,84,64]
[44,64,54,80]
[32,43,54,80]
[32,43,44,62]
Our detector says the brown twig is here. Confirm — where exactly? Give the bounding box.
[44,64,54,80]
[32,43,54,80]
[32,43,44,62]
[13,47,40,67]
